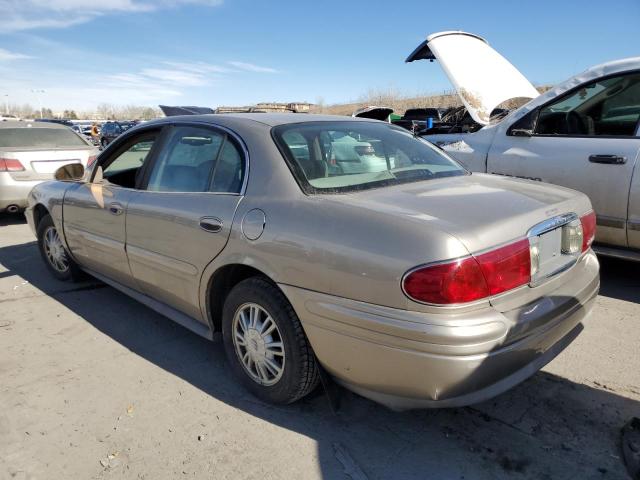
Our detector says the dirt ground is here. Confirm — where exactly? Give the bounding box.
[0,214,638,480]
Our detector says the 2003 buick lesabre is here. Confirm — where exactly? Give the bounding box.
[25,113,599,409]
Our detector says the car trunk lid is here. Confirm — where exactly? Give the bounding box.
[406,31,539,125]
[335,172,591,264]
[1,148,96,181]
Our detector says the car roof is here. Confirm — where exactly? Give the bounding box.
[150,112,377,128]
[0,120,70,129]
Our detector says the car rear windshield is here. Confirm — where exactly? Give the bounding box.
[272,121,466,193]
[0,128,88,149]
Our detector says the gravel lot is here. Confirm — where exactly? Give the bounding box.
[1,214,638,480]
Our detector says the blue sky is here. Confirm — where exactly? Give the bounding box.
[1,0,638,112]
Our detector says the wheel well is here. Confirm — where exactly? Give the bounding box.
[207,264,271,332]
[33,204,49,230]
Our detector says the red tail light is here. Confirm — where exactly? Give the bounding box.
[580,211,596,252]
[475,239,531,296]
[0,158,25,172]
[403,238,531,305]
[403,256,489,304]
[87,155,97,167]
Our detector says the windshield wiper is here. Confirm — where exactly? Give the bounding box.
[390,168,434,180]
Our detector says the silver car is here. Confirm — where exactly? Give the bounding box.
[25,114,599,409]
[0,121,98,213]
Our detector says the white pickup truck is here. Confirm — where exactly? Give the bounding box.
[407,31,640,260]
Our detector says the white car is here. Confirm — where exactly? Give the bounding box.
[0,121,98,213]
[408,31,640,260]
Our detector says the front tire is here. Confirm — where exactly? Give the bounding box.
[37,214,82,281]
[222,277,320,404]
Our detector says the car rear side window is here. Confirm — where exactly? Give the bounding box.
[0,128,88,148]
[209,138,245,194]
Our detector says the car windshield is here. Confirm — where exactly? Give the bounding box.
[0,128,88,149]
[273,121,466,193]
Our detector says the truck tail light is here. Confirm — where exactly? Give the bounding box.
[0,158,25,172]
[580,211,596,252]
[403,238,531,305]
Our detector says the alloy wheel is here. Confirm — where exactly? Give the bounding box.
[232,302,285,386]
[43,226,69,274]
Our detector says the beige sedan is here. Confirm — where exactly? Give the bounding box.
[25,113,599,409]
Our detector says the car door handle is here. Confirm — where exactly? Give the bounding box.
[589,154,627,165]
[199,217,222,233]
[109,202,124,215]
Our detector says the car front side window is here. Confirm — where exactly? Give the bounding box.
[99,135,157,189]
[535,72,640,137]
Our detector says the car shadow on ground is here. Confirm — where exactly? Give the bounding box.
[1,240,637,479]
[0,212,26,226]
[599,256,640,304]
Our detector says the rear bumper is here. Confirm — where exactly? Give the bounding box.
[0,174,43,211]
[281,251,599,410]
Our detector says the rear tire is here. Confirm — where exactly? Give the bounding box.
[222,277,320,404]
[37,214,83,282]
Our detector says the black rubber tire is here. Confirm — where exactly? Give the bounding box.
[222,277,320,404]
[36,214,83,282]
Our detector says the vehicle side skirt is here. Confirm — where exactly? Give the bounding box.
[592,244,640,262]
[83,267,214,340]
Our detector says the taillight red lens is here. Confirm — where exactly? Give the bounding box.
[403,257,489,304]
[87,155,97,167]
[403,238,531,305]
[475,239,531,296]
[580,211,596,252]
[0,158,25,172]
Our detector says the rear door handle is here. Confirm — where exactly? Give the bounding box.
[199,217,222,233]
[109,202,124,215]
[589,154,627,165]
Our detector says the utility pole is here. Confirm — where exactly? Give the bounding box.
[3,94,8,115]
[31,89,45,118]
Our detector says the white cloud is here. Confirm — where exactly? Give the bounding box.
[0,0,223,31]
[0,48,33,61]
[228,61,279,73]
[163,61,236,74]
[140,68,209,86]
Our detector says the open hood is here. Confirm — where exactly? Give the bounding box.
[406,31,539,125]
[352,106,394,121]
[159,105,215,116]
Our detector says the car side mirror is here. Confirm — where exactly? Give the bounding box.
[510,128,533,137]
[54,163,85,181]
[508,108,538,137]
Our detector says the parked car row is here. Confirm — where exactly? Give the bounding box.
[98,121,137,148]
